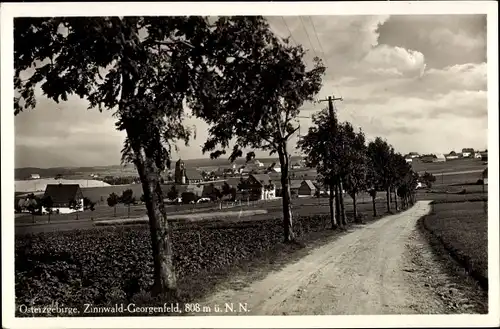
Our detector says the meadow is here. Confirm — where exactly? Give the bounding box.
[420,200,488,291]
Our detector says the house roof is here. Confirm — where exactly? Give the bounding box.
[249,174,273,187]
[185,168,204,181]
[44,184,83,205]
[302,180,316,190]
[225,177,243,188]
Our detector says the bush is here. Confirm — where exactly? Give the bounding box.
[15,214,331,315]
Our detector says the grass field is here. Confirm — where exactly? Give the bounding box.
[420,199,488,291]
[410,158,486,174]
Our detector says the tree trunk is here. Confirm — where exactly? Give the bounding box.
[339,179,347,225]
[329,184,337,229]
[134,153,177,298]
[128,204,131,218]
[372,194,377,217]
[120,70,177,298]
[334,183,342,228]
[386,187,391,213]
[394,188,399,211]
[278,148,295,243]
[48,212,51,223]
[114,206,116,217]
[352,193,360,223]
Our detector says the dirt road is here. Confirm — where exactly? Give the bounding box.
[198,201,485,315]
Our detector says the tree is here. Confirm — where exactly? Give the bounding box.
[390,152,410,211]
[421,172,436,188]
[167,186,179,202]
[69,198,83,220]
[181,192,197,204]
[40,195,54,223]
[121,189,135,218]
[188,17,326,242]
[25,194,39,223]
[298,109,343,229]
[15,16,278,297]
[365,156,381,218]
[107,192,119,217]
[367,137,394,214]
[83,197,93,210]
[341,126,368,223]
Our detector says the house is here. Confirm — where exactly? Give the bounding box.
[43,184,84,214]
[446,151,459,160]
[408,152,420,158]
[474,152,482,159]
[246,174,276,200]
[30,174,41,180]
[405,157,413,163]
[461,148,475,158]
[298,180,317,197]
[291,163,302,170]
[433,153,446,162]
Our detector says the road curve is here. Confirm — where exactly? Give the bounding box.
[197,201,459,315]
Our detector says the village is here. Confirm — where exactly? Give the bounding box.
[15,146,487,218]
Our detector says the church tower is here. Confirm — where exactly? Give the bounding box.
[175,159,186,184]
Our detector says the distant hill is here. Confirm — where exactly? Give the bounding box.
[15,156,306,180]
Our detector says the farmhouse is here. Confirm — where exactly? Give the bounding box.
[30,173,41,180]
[298,180,317,197]
[433,153,447,162]
[246,174,276,200]
[461,148,474,158]
[445,151,459,160]
[43,184,84,214]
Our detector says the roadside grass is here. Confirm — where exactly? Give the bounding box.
[15,200,397,317]
[419,199,488,293]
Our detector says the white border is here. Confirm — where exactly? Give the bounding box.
[1,2,498,329]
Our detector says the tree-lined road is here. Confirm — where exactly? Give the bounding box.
[197,201,480,315]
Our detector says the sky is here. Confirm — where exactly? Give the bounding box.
[14,14,488,168]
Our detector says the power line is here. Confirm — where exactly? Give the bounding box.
[308,16,343,99]
[299,16,319,60]
[281,16,298,46]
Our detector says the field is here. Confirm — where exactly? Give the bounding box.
[15,178,111,193]
[410,158,486,174]
[15,200,392,316]
[420,200,488,291]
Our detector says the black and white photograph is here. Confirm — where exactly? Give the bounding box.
[1,1,498,328]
